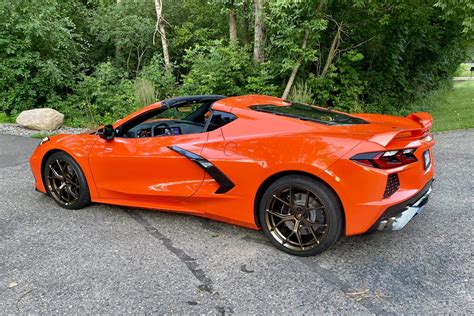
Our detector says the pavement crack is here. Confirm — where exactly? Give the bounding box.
[126,210,216,295]
[298,258,391,315]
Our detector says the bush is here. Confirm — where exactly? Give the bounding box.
[137,56,177,100]
[181,42,278,96]
[288,81,314,104]
[59,59,178,127]
[58,62,136,126]
[0,1,85,114]
[134,79,155,107]
[455,63,472,76]
[307,51,366,113]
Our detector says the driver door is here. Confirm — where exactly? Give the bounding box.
[88,132,207,203]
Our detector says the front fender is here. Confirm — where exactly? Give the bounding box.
[30,134,100,198]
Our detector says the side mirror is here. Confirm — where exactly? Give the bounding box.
[98,124,115,140]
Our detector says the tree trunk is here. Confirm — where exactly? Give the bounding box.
[282,1,325,99]
[282,31,309,99]
[115,0,122,59]
[241,0,250,46]
[228,1,238,45]
[320,22,342,78]
[153,0,171,72]
[253,0,265,62]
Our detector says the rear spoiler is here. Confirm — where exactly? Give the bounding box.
[406,112,433,130]
[369,112,433,147]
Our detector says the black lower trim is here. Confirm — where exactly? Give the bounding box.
[366,178,434,234]
[168,146,235,194]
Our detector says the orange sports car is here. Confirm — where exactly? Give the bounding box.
[30,95,435,256]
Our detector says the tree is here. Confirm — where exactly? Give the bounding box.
[253,0,265,62]
[89,0,157,75]
[154,0,171,71]
[228,0,238,44]
[241,0,251,46]
[281,31,309,99]
[0,1,86,113]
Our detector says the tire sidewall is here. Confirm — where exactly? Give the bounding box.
[259,175,342,257]
[43,151,91,210]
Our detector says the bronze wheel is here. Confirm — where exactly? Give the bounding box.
[264,186,329,251]
[46,159,80,206]
[259,175,342,256]
[43,152,91,209]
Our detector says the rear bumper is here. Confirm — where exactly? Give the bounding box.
[373,179,433,231]
[319,138,435,236]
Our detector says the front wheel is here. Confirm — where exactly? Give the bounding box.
[42,151,91,210]
[258,175,343,256]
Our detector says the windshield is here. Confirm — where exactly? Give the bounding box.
[250,102,367,125]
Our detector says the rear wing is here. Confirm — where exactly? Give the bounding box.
[406,112,433,130]
[369,112,433,147]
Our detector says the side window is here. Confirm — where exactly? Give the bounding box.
[207,111,237,132]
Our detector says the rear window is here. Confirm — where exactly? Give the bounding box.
[250,102,367,125]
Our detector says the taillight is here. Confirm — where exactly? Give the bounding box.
[351,148,417,169]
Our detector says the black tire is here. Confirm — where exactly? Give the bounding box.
[42,151,91,210]
[258,175,342,256]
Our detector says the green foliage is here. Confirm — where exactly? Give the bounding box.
[339,1,470,113]
[58,62,136,127]
[0,112,13,123]
[31,132,57,139]
[308,51,366,112]
[429,80,474,131]
[0,0,472,128]
[266,0,327,74]
[134,79,156,107]
[403,80,474,131]
[455,63,472,77]
[88,0,157,75]
[0,0,86,114]
[181,42,277,95]
[60,57,176,127]
[137,55,177,99]
[288,81,314,105]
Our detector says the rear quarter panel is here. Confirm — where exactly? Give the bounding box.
[192,107,362,228]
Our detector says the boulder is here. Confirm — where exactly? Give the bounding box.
[16,108,64,131]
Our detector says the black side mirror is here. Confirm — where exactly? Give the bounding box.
[99,124,115,140]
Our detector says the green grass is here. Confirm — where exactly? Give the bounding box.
[455,63,473,77]
[30,132,57,139]
[431,81,474,132]
[0,112,14,123]
[456,70,473,77]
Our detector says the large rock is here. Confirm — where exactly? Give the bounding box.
[16,108,64,131]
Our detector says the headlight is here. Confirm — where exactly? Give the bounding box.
[39,137,50,146]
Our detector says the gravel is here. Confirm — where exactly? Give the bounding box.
[0,123,88,137]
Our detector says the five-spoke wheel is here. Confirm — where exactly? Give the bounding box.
[259,175,342,256]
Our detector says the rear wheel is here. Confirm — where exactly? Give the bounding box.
[258,175,342,256]
[42,151,91,209]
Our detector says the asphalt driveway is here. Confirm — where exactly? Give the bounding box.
[0,130,472,313]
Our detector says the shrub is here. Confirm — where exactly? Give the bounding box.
[134,79,155,107]
[455,63,472,76]
[307,51,366,113]
[137,55,177,100]
[58,62,136,126]
[288,81,314,104]
[181,41,278,96]
[0,1,85,114]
